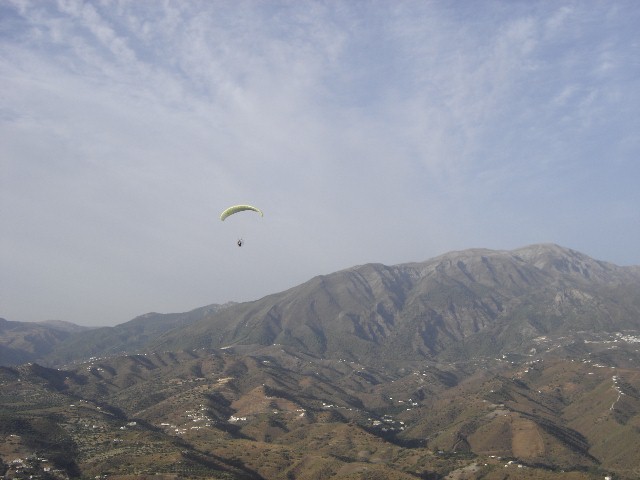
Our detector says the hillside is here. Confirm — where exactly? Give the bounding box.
[0,318,91,366]
[150,244,640,366]
[40,303,234,366]
[2,244,640,478]
[3,338,640,478]
[37,244,640,368]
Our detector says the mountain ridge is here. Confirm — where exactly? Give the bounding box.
[3,243,640,478]
[35,243,639,368]
[0,317,93,366]
[144,243,640,363]
[3,243,639,368]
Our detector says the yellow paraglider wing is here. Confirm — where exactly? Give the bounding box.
[220,204,264,221]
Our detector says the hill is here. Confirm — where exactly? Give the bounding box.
[3,338,640,478]
[0,318,91,366]
[38,303,234,366]
[3,244,640,478]
[39,244,640,368]
[136,244,640,365]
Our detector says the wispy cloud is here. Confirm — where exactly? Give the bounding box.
[2,1,639,325]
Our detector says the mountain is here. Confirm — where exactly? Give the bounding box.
[39,244,640,368]
[3,244,640,479]
[148,244,640,365]
[43,303,235,366]
[0,318,91,366]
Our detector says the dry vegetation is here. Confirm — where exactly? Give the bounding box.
[2,336,639,479]
[3,245,640,478]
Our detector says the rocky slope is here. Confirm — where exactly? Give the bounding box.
[144,244,640,366]
[3,243,640,478]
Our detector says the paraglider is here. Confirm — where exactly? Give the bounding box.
[220,204,263,221]
[220,204,263,246]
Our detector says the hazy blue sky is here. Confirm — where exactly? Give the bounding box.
[2,1,639,326]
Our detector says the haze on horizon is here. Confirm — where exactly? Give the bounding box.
[2,1,639,327]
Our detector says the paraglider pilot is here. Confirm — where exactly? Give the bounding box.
[237,238,243,247]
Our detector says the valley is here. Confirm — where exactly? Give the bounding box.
[3,332,639,479]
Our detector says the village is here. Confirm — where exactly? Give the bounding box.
[1,451,69,480]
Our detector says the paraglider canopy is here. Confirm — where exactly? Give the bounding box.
[220,204,264,221]
[220,204,263,247]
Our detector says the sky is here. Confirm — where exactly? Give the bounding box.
[2,1,639,326]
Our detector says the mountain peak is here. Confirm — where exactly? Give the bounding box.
[510,243,622,283]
